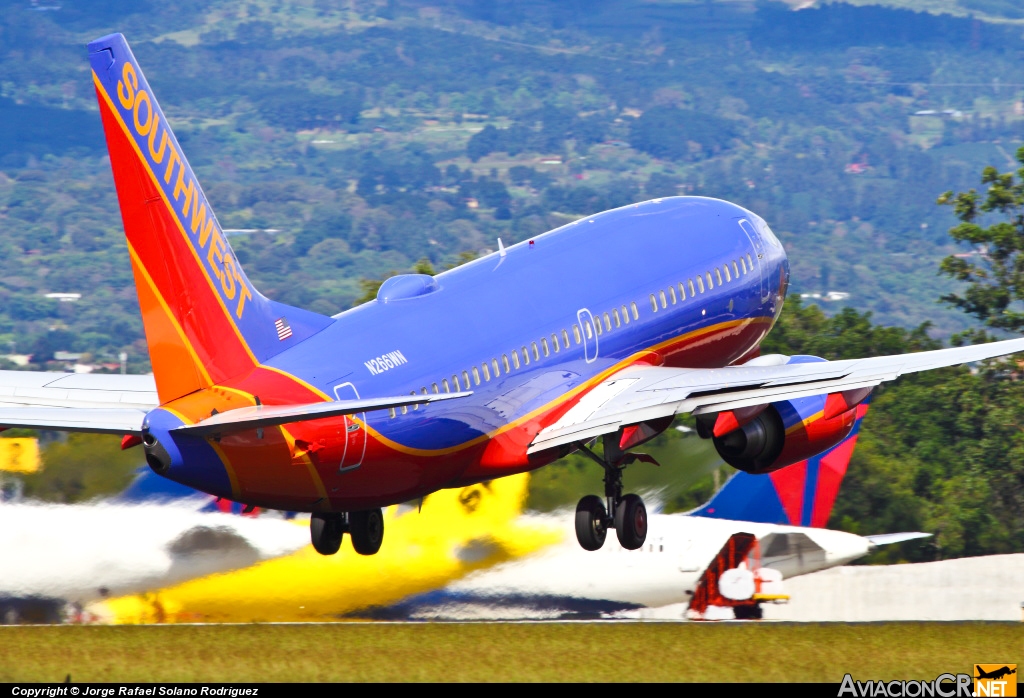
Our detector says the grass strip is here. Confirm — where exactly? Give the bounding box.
[1,622,1021,683]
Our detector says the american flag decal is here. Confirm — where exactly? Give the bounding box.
[274,317,293,341]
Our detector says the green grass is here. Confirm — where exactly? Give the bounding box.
[1,623,1021,682]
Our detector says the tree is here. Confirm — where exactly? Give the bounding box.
[938,146,1024,333]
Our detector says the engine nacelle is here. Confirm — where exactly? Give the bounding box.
[706,355,868,475]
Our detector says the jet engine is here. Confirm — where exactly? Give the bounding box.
[696,355,872,475]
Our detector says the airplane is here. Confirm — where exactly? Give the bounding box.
[0,486,309,624]
[2,32,1022,559]
[975,666,1017,681]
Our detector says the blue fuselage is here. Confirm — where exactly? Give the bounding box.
[268,196,789,454]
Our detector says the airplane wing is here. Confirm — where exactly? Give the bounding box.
[864,532,932,546]
[528,337,1024,454]
[0,370,158,435]
[0,369,471,436]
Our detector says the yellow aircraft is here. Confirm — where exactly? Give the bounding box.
[91,473,562,623]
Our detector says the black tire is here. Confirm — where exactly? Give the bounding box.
[614,493,647,550]
[733,604,763,620]
[310,513,343,555]
[575,494,608,551]
[350,508,385,556]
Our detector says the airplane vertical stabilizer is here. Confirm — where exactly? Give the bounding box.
[690,400,871,526]
[88,34,332,404]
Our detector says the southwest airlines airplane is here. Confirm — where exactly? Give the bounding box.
[2,33,1021,558]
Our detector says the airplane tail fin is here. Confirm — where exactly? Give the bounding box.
[88,34,332,404]
[690,400,871,526]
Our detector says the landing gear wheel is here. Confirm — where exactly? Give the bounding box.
[575,494,608,551]
[349,508,385,556]
[310,513,344,555]
[614,493,647,550]
[733,604,763,620]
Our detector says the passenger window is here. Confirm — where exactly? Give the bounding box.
[401,404,408,415]
[389,407,396,419]
[706,271,714,290]
[492,358,501,375]
[678,282,687,300]
[452,374,461,391]
[732,260,740,277]
[573,324,582,344]
[603,312,612,331]
[551,334,560,353]
[650,294,658,312]
[411,390,419,411]
[561,329,570,348]
[669,286,677,304]
[463,370,471,388]
[482,363,491,381]
[432,382,439,394]
[716,268,723,285]
[502,354,510,373]
[621,305,630,324]
[472,367,481,385]
[442,378,451,393]
[659,290,667,309]
[631,302,639,320]
[521,347,530,366]
[594,319,602,336]
[740,257,747,273]
[584,320,593,339]
[512,350,521,369]
[688,279,696,296]
[696,276,705,293]
[541,338,550,356]
[532,342,540,360]
[747,253,754,268]
[613,309,621,327]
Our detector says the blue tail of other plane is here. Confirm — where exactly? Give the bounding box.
[690,400,871,527]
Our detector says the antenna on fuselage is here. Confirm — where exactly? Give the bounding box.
[498,238,506,258]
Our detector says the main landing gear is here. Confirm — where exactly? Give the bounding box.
[573,435,651,551]
[310,508,385,556]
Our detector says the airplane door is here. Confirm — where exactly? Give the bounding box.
[738,219,769,302]
[577,308,598,363]
[333,382,366,473]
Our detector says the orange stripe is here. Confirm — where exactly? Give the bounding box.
[93,72,259,369]
[359,317,769,457]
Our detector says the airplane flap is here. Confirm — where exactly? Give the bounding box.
[173,391,473,436]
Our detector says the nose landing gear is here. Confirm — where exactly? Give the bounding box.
[573,435,651,551]
[310,508,385,556]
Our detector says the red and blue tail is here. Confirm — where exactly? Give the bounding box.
[690,400,871,526]
[88,34,332,404]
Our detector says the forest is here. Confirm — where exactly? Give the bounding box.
[0,0,1023,559]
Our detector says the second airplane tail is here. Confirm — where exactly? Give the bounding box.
[88,34,332,404]
[691,400,871,526]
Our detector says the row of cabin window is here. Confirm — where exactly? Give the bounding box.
[389,301,644,419]
[649,253,756,312]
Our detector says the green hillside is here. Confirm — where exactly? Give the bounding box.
[0,0,1021,368]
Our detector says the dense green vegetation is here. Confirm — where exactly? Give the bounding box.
[0,0,1021,368]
